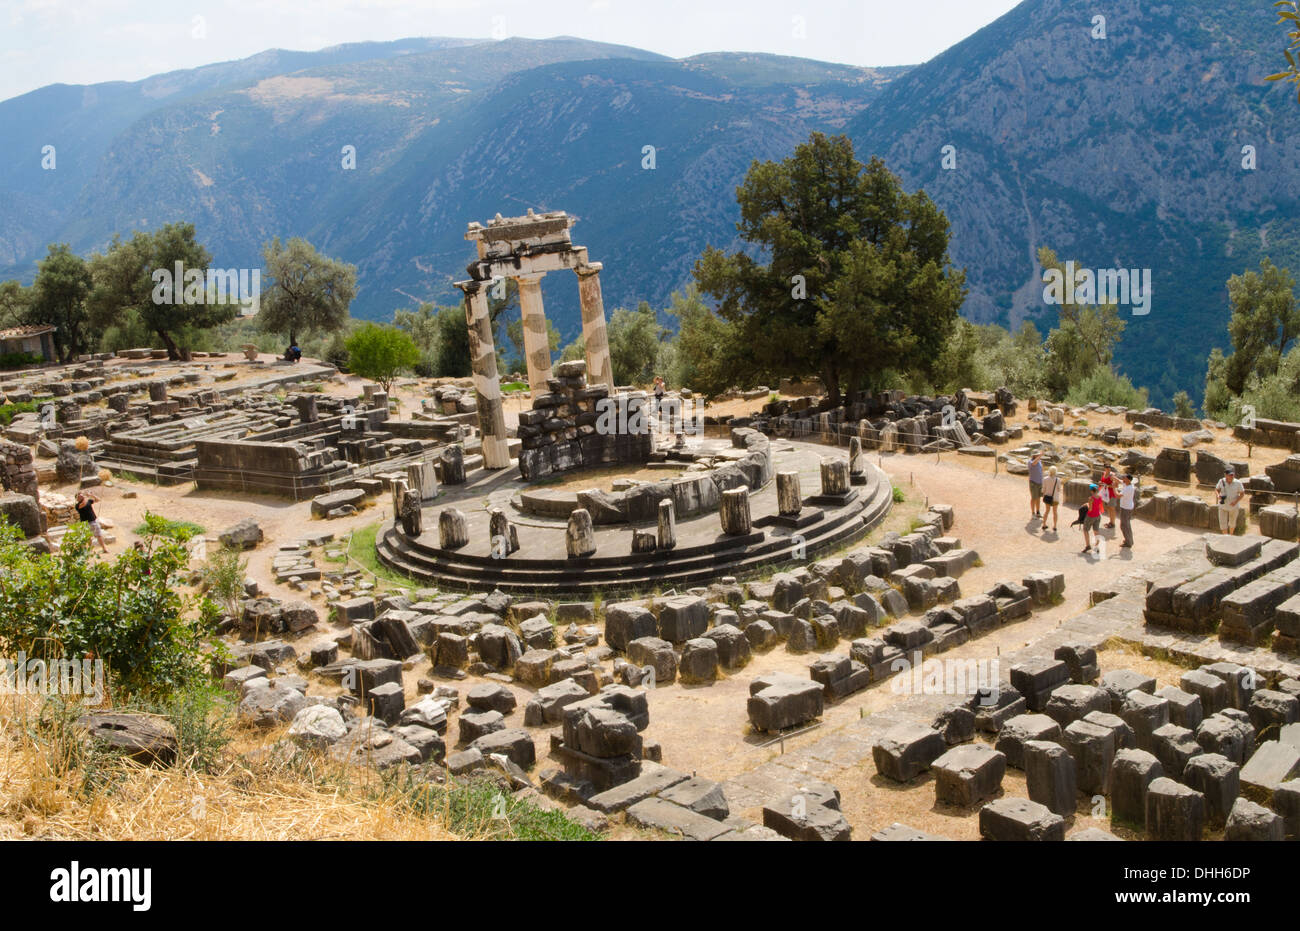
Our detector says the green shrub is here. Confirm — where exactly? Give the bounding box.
[0,351,43,370]
[0,520,225,698]
[135,511,204,541]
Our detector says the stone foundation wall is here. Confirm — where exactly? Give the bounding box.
[516,363,652,481]
[0,439,39,499]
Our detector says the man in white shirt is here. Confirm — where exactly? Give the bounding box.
[1214,468,1247,535]
[1118,473,1138,549]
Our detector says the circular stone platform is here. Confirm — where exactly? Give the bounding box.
[376,438,893,595]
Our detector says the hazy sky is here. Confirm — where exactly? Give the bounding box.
[0,0,1025,101]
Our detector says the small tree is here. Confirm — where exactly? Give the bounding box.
[607,302,664,386]
[30,244,92,362]
[1172,390,1197,419]
[0,280,30,329]
[345,323,420,393]
[260,237,356,346]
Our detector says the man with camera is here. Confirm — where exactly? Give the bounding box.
[1213,467,1247,535]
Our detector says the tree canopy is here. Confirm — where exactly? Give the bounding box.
[30,244,92,363]
[259,237,356,346]
[693,132,966,404]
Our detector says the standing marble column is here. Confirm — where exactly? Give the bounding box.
[516,273,554,396]
[776,471,802,516]
[575,263,614,390]
[456,280,511,469]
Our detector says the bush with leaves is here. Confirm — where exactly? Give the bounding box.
[0,516,226,698]
[200,545,250,618]
[344,323,421,393]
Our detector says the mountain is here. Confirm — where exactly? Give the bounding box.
[3,2,1298,407]
[847,0,1300,407]
[0,36,904,342]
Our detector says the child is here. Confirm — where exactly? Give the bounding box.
[1082,483,1104,554]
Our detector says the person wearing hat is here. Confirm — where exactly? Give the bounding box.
[1082,482,1105,553]
[1118,473,1138,548]
[1214,467,1247,535]
[1028,449,1045,521]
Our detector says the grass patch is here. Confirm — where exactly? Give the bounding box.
[384,772,597,841]
[892,485,906,504]
[136,515,205,541]
[501,381,528,393]
[347,522,417,589]
[0,400,38,425]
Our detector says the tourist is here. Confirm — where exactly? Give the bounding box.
[1028,450,1044,521]
[74,490,109,554]
[1040,466,1062,533]
[1214,467,1247,535]
[1082,483,1104,554]
[653,375,665,415]
[1118,473,1138,549]
[1098,465,1119,529]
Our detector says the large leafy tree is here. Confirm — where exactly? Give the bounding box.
[259,237,356,347]
[1218,259,1298,395]
[87,224,236,360]
[1038,246,1127,400]
[666,285,741,395]
[0,280,30,328]
[694,133,966,404]
[29,244,92,362]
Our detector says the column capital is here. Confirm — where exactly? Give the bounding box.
[575,262,604,277]
[514,272,547,285]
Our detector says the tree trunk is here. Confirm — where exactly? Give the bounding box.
[822,361,842,407]
[157,329,180,361]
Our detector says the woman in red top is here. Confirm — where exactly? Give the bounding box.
[1098,466,1119,529]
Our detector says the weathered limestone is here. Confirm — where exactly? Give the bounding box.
[1111,748,1163,825]
[488,507,519,556]
[776,470,802,516]
[456,281,510,469]
[516,273,554,395]
[575,265,613,389]
[719,487,752,536]
[820,457,849,496]
[1145,777,1205,841]
[439,508,469,549]
[979,797,1065,841]
[566,508,596,558]
[439,444,466,485]
[407,460,437,501]
[1024,740,1077,816]
[399,489,422,537]
[657,498,676,551]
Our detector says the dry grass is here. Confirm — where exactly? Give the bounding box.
[0,695,462,841]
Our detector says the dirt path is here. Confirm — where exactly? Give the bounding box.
[636,452,1209,830]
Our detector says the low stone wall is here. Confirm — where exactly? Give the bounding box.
[517,428,773,525]
[1233,418,1300,452]
[1124,409,1204,433]
[193,439,352,498]
[516,361,653,481]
